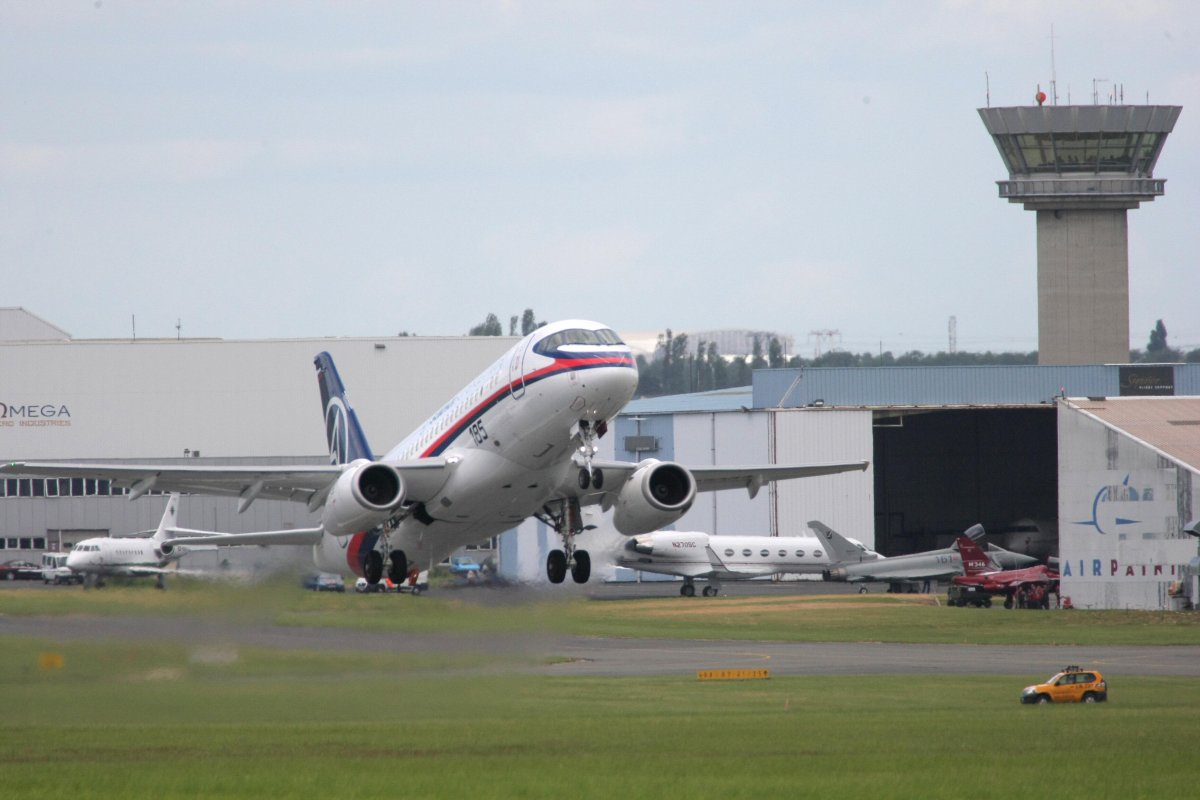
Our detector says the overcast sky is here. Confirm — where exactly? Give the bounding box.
[3,1,1197,355]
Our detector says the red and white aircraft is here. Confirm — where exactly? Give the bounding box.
[951,536,1059,608]
[3,320,867,586]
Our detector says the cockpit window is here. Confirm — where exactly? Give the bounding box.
[533,328,624,356]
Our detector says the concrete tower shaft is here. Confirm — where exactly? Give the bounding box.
[979,104,1181,365]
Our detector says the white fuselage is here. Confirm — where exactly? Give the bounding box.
[313,321,638,576]
[67,537,168,577]
[618,531,837,581]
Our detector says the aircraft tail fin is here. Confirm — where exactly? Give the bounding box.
[808,520,868,564]
[955,534,993,575]
[314,352,375,464]
[151,494,181,543]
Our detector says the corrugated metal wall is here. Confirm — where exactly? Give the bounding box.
[771,409,875,547]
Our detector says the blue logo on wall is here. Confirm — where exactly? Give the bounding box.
[1075,474,1146,535]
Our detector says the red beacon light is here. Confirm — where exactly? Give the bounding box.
[1035,90,1047,106]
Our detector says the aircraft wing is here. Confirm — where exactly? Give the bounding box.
[167,528,324,548]
[579,458,868,500]
[846,563,963,582]
[1,459,451,507]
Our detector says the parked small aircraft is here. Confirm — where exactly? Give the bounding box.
[66,494,217,589]
[5,320,867,587]
[817,522,1038,592]
[949,536,1059,609]
[616,526,880,597]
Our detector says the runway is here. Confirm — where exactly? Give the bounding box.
[4,614,1199,679]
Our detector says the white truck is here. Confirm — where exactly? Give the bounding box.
[41,552,83,585]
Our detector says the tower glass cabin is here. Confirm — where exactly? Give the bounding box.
[979,104,1180,365]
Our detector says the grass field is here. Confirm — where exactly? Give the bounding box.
[6,579,1200,645]
[3,634,1199,799]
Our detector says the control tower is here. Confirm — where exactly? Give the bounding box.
[979,103,1181,364]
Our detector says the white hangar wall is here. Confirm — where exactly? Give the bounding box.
[1,336,514,461]
[494,406,875,584]
[0,335,514,557]
[1058,401,1199,610]
[772,409,875,546]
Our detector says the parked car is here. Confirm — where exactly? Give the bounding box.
[301,572,345,592]
[0,559,43,581]
[41,552,83,585]
[1021,666,1108,704]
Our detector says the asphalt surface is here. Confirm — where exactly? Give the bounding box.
[4,608,1199,679]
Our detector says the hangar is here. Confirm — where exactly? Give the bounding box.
[5,307,1199,609]
[0,307,511,571]
[568,363,1200,611]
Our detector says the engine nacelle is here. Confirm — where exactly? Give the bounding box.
[612,460,696,536]
[321,460,405,538]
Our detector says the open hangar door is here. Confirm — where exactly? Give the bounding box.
[872,407,1057,560]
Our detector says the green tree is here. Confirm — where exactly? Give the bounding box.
[468,313,503,336]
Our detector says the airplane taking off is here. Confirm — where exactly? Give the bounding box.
[66,494,217,589]
[950,536,1059,609]
[617,526,881,596]
[817,522,1038,591]
[4,320,868,587]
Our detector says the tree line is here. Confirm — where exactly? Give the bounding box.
[465,313,1200,398]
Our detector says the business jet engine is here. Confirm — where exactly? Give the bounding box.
[612,459,696,535]
[321,460,405,538]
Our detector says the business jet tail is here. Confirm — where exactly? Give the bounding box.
[150,493,182,544]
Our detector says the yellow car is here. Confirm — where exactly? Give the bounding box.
[1021,666,1108,704]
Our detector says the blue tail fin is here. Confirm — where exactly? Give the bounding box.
[314,352,375,464]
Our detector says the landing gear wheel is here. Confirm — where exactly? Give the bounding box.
[591,469,603,490]
[546,549,567,584]
[364,550,384,585]
[578,469,590,490]
[858,587,869,594]
[571,550,591,584]
[1003,596,1014,610]
[702,586,717,597]
[680,583,695,597]
[387,550,408,584]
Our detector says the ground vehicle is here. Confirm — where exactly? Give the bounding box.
[1020,666,1108,704]
[301,572,345,592]
[355,570,428,595]
[0,559,42,581]
[946,583,992,607]
[41,552,83,585]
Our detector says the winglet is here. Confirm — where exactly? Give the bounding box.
[808,520,867,564]
[314,352,375,465]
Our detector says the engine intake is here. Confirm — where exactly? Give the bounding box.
[322,460,405,538]
[612,460,696,536]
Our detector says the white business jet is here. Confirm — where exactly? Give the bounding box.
[5,320,867,587]
[617,526,881,597]
[66,493,218,589]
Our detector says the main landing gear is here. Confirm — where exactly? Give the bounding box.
[363,523,409,590]
[538,496,592,585]
[680,578,721,597]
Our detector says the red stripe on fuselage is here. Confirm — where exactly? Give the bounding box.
[418,355,634,458]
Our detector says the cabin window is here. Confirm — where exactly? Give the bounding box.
[814,550,823,558]
[796,550,805,557]
[778,549,786,557]
[760,549,769,557]
[724,549,734,557]
[742,549,752,557]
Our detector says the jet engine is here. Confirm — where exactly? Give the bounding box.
[321,460,404,538]
[612,460,696,535]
